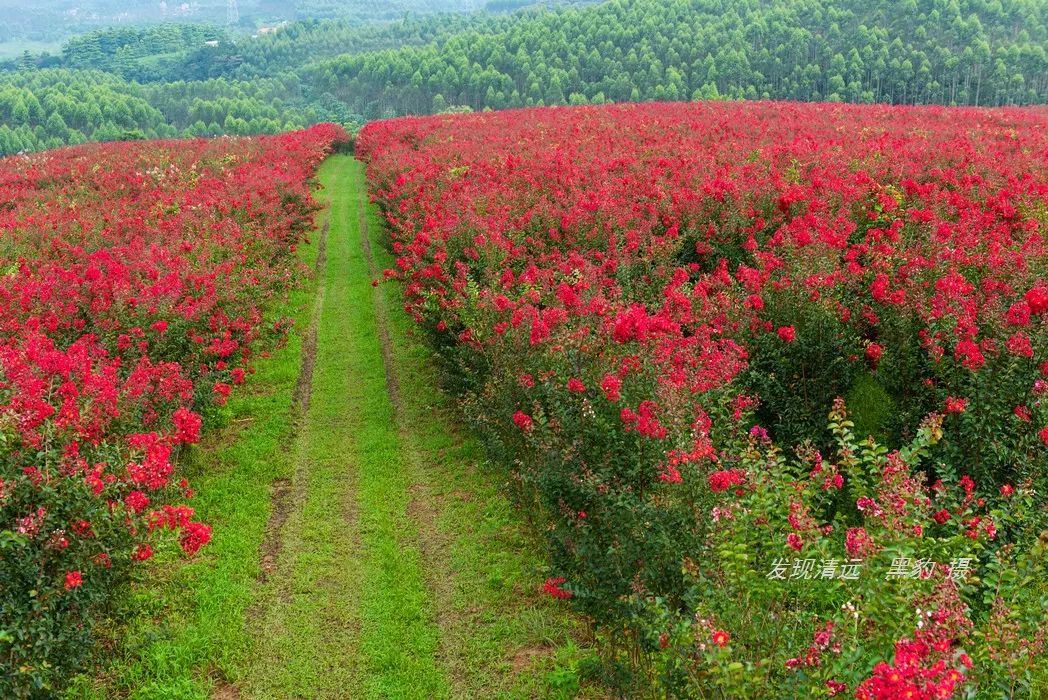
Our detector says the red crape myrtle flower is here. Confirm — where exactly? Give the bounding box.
[180,522,213,556]
[865,342,883,367]
[1024,286,1048,314]
[513,410,534,431]
[708,469,745,493]
[543,577,572,599]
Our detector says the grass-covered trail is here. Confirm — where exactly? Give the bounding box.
[245,154,596,698]
[80,155,595,699]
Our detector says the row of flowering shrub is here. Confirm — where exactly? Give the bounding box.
[357,102,1047,697]
[0,123,347,696]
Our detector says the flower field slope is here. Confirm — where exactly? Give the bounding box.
[358,102,1048,698]
[0,124,347,696]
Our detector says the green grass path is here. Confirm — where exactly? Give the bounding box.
[248,155,593,698]
[76,155,594,699]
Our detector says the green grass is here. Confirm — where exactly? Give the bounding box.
[246,151,446,699]
[71,155,595,699]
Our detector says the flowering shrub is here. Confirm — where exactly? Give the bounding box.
[0,124,347,696]
[634,401,1045,697]
[358,102,1047,696]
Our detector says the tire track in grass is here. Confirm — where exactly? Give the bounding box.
[337,159,448,699]
[244,158,367,699]
[254,220,327,593]
[246,155,447,699]
[354,174,471,694]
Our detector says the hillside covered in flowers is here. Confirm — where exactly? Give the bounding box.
[359,101,1048,697]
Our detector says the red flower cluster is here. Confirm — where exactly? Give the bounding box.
[855,639,969,700]
[542,576,572,599]
[708,469,745,493]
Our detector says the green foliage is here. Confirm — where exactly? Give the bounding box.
[0,466,127,698]
[60,25,227,81]
[622,405,1048,697]
[0,0,485,46]
[0,70,314,155]
[846,372,895,445]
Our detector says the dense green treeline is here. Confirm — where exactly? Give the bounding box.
[59,25,230,82]
[229,16,488,79]
[0,0,1044,156]
[306,0,1047,118]
[5,18,475,83]
[224,1,600,77]
[0,70,321,155]
[0,72,168,154]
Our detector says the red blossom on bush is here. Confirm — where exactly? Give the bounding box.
[64,571,82,590]
[179,522,213,556]
[865,342,883,367]
[1024,286,1048,314]
[600,373,622,401]
[542,576,572,599]
[845,527,877,557]
[825,679,847,696]
[124,490,150,514]
[513,410,534,431]
[855,641,968,700]
[708,469,745,493]
[1004,301,1031,326]
[172,407,202,444]
[131,543,153,562]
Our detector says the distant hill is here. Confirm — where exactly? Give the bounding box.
[0,0,1044,155]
